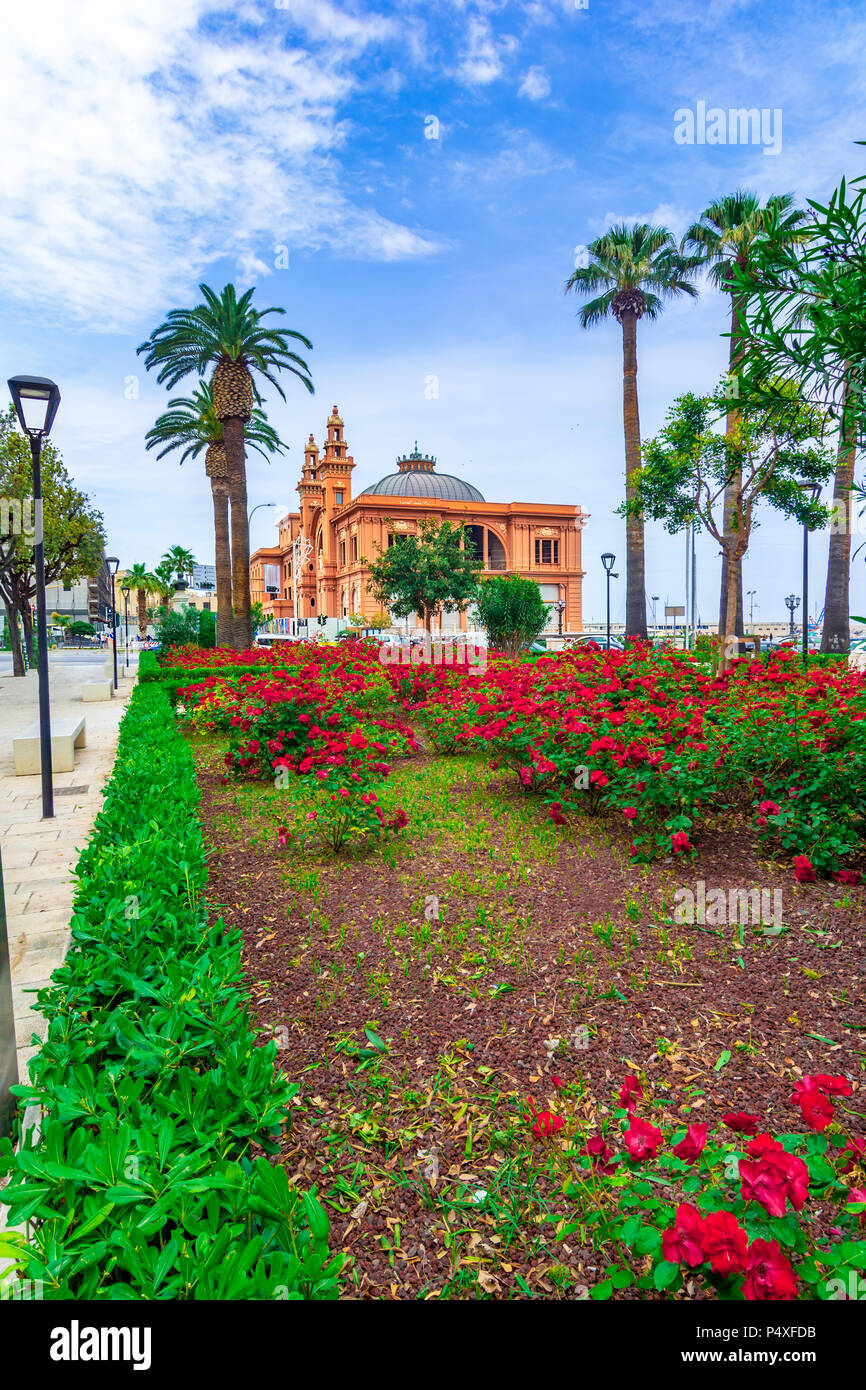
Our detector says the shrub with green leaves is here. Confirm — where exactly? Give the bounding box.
[0,683,343,1300]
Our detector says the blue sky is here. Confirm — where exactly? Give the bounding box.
[2,0,865,626]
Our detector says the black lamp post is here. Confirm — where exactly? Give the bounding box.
[601,553,617,649]
[7,374,61,819]
[120,583,131,673]
[797,483,822,668]
[651,594,660,629]
[785,593,800,636]
[106,556,119,690]
[554,599,565,635]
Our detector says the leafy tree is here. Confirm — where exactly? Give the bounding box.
[475,573,550,655]
[250,600,265,631]
[0,407,104,676]
[683,191,808,636]
[366,519,482,632]
[629,385,834,670]
[69,620,95,645]
[162,545,197,582]
[565,225,701,638]
[138,284,313,650]
[145,380,288,648]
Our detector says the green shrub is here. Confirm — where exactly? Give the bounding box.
[476,574,550,654]
[0,683,343,1300]
[155,604,201,648]
[199,609,216,649]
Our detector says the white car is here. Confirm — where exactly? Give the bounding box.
[253,632,295,649]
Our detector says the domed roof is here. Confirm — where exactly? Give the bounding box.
[359,444,485,503]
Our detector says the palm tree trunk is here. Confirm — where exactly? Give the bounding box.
[621,310,648,639]
[719,293,745,639]
[224,415,252,650]
[136,588,147,638]
[210,476,234,649]
[821,395,856,653]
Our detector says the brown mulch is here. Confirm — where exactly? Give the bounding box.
[192,739,865,1299]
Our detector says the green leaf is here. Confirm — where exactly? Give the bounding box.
[653,1259,680,1291]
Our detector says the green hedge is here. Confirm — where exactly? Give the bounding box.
[0,683,343,1300]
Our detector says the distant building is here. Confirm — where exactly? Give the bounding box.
[46,557,112,630]
[251,406,587,633]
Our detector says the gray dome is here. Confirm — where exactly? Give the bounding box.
[359,444,485,502]
[360,470,485,502]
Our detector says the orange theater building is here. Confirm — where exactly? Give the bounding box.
[251,406,587,634]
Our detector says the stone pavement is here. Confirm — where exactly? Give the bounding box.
[1,650,136,1089]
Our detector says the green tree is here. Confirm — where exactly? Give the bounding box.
[250,600,265,631]
[145,380,288,648]
[475,573,549,655]
[138,284,313,650]
[629,384,833,670]
[156,604,201,649]
[682,191,808,638]
[366,519,482,632]
[725,173,866,652]
[161,545,197,583]
[565,225,701,639]
[0,407,104,676]
[124,562,160,639]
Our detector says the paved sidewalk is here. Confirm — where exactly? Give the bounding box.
[1,651,136,1087]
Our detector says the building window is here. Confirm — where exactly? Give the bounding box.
[335,490,344,505]
[352,536,358,562]
[340,541,346,567]
[202,602,211,612]
[535,538,559,565]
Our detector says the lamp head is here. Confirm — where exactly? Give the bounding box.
[7,375,61,438]
[106,556,119,576]
[601,552,616,573]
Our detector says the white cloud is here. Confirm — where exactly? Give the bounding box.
[518,65,551,100]
[455,16,518,86]
[0,0,441,330]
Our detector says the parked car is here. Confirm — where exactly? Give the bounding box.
[567,632,626,651]
[253,632,295,649]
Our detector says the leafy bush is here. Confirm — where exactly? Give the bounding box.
[475,573,550,655]
[0,683,343,1300]
[155,603,201,648]
[199,609,216,648]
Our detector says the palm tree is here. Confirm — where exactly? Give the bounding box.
[125,562,159,638]
[138,284,313,649]
[565,226,701,638]
[162,545,197,584]
[682,192,808,639]
[145,381,288,649]
[148,560,176,619]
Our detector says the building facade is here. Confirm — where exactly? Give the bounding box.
[251,406,587,633]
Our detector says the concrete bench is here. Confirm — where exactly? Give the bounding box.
[82,679,113,702]
[13,715,87,775]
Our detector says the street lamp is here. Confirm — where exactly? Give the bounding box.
[7,374,61,819]
[554,599,566,635]
[106,556,119,690]
[747,589,757,628]
[651,595,660,629]
[248,502,277,525]
[601,553,617,650]
[120,583,131,673]
[785,593,800,636]
[797,482,822,667]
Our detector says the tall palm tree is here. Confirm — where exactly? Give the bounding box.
[125,562,159,638]
[138,284,313,649]
[682,192,808,639]
[145,381,288,649]
[565,225,701,638]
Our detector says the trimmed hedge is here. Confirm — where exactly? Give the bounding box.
[0,683,343,1300]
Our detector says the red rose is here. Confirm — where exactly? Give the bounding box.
[662,1203,706,1268]
[580,1135,617,1173]
[622,806,637,820]
[672,1123,708,1165]
[742,1239,798,1301]
[758,800,781,816]
[670,830,692,854]
[700,1210,748,1275]
[531,1110,564,1139]
[618,1076,643,1112]
[623,1116,663,1161]
[835,869,862,886]
[795,1073,852,1098]
[723,1112,760,1135]
[796,1088,835,1132]
[793,854,817,883]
